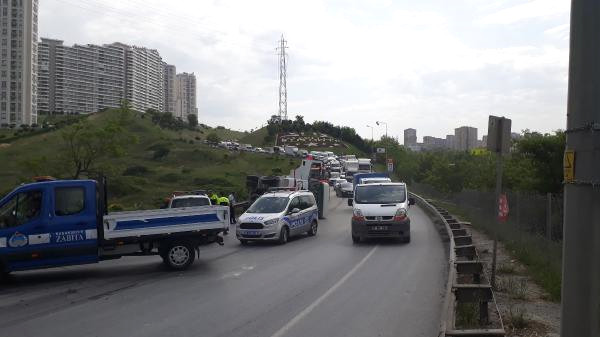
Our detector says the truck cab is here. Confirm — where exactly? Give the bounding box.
[0,180,100,272]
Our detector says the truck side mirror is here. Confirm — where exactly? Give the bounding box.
[408,198,415,206]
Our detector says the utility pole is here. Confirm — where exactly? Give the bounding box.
[276,35,288,121]
[561,1,600,336]
[487,116,511,290]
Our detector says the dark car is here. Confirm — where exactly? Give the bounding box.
[336,181,354,198]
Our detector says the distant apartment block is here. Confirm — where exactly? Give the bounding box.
[38,40,171,115]
[123,44,164,112]
[403,128,417,146]
[445,134,456,150]
[455,126,478,151]
[163,62,176,114]
[175,72,197,119]
[38,38,126,114]
[422,136,446,150]
[0,0,39,126]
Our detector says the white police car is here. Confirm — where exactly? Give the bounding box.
[237,190,318,244]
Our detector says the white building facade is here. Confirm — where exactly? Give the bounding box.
[0,0,38,126]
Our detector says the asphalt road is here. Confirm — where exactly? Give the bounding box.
[0,191,447,337]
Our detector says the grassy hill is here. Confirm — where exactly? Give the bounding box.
[240,126,270,146]
[0,109,298,210]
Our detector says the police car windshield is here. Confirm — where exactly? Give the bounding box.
[354,185,406,204]
[171,197,210,208]
[246,197,289,213]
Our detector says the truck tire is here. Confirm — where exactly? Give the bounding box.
[239,239,249,245]
[307,221,318,236]
[352,234,361,244]
[162,241,196,270]
[347,199,353,206]
[278,226,289,245]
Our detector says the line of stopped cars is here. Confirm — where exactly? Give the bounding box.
[237,170,415,245]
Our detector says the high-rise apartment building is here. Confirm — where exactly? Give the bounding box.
[403,128,417,146]
[0,0,38,126]
[38,41,169,115]
[38,38,126,114]
[445,134,456,150]
[175,72,197,119]
[122,44,164,112]
[162,62,176,114]
[454,126,478,151]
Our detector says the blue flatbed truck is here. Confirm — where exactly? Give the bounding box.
[0,179,229,278]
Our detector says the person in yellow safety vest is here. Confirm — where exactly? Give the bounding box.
[217,195,230,234]
[218,196,229,206]
[210,192,219,205]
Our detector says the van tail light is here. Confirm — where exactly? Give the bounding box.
[394,208,407,222]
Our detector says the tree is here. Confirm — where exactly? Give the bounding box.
[61,119,133,179]
[187,114,198,127]
[206,132,221,144]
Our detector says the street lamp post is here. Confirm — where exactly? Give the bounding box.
[376,121,388,138]
[376,121,388,163]
[366,125,374,157]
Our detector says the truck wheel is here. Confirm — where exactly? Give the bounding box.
[403,235,411,243]
[352,234,361,244]
[239,239,249,245]
[307,221,318,236]
[278,226,289,245]
[347,199,353,206]
[162,242,196,270]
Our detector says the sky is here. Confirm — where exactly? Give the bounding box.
[39,0,570,142]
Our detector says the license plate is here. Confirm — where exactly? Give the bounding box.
[242,230,260,235]
[372,226,388,231]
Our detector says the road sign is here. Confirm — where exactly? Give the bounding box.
[387,158,393,172]
[377,148,386,153]
[498,193,509,222]
[564,150,575,183]
[487,116,512,154]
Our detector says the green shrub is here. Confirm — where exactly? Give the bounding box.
[108,203,124,211]
[153,146,170,160]
[158,172,182,182]
[123,165,150,176]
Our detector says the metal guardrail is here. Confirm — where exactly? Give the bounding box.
[410,193,505,337]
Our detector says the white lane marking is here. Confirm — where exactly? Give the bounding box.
[220,265,256,280]
[269,245,378,337]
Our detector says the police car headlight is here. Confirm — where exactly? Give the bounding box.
[264,219,279,227]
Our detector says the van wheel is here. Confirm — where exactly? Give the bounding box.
[162,241,196,270]
[352,234,360,244]
[278,226,289,245]
[307,221,318,236]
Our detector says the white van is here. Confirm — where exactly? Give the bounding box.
[237,190,318,244]
[351,183,415,243]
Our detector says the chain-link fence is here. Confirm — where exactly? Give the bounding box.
[409,182,564,299]
[410,182,564,242]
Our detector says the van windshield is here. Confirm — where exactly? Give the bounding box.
[354,185,406,204]
[247,197,289,213]
[171,197,210,208]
